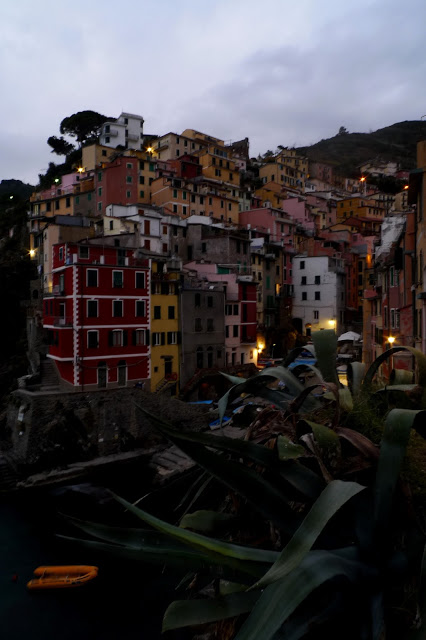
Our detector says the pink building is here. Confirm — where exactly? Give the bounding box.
[280,197,316,233]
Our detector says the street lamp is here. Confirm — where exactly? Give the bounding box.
[388,336,395,373]
[271,343,276,358]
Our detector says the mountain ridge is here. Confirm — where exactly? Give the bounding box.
[295,120,426,177]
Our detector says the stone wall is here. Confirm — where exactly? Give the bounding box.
[7,387,211,470]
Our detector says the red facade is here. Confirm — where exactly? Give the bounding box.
[43,242,150,390]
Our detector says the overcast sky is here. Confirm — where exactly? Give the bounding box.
[1,0,426,185]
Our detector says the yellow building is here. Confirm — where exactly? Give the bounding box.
[151,175,240,223]
[336,196,386,223]
[82,144,118,171]
[254,182,287,209]
[150,259,181,394]
[259,148,308,192]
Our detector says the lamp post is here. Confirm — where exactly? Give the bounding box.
[388,336,395,373]
[271,343,276,359]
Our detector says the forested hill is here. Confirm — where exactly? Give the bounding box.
[0,179,34,201]
[296,121,426,177]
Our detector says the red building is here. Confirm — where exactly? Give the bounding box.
[43,241,150,390]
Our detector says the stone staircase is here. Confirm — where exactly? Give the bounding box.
[40,358,60,391]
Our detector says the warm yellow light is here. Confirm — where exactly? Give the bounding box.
[54,178,60,183]
[404,185,409,190]
[257,343,265,352]
[77,167,84,173]
[388,336,395,345]
[147,147,153,153]
[29,249,36,258]
[360,177,366,182]
[328,319,336,327]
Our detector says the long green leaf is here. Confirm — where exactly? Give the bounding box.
[374,409,426,541]
[277,436,305,460]
[252,480,365,589]
[112,493,279,565]
[389,369,414,385]
[136,403,321,502]
[363,347,426,404]
[235,551,371,640]
[311,329,339,385]
[347,361,366,395]
[180,510,234,533]
[163,591,261,632]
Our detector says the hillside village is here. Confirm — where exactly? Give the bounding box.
[14,112,426,403]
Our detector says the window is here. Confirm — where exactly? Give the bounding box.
[302,292,307,301]
[98,187,102,196]
[195,318,202,332]
[315,276,321,285]
[102,150,107,157]
[167,332,177,344]
[79,246,89,259]
[202,242,207,253]
[87,331,98,348]
[233,325,239,337]
[134,329,146,346]
[314,310,319,320]
[65,197,71,208]
[154,306,161,319]
[301,276,307,285]
[168,306,175,319]
[111,330,123,347]
[126,162,132,169]
[233,304,238,315]
[113,300,123,317]
[207,346,214,368]
[136,300,145,317]
[113,271,123,288]
[315,291,321,300]
[109,220,114,231]
[135,272,145,288]
[196,347,203,368]
[126,191,131,198]
[59,246,63,261]
[225,325,229,338]
[195,293,201,307]
[207,296,213,308]
[300,261,305,269]
[152,332,162,346]
[207,318,214,332]
[87,300,98,317]
[87,269,98,287]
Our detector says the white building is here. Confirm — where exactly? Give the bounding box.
[104,204,164,253]
[292,255,346,337]
[99,112,145,150]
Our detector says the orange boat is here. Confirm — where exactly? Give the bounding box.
[27,565,98,590]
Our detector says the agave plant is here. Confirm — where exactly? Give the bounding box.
[61,330,426,640]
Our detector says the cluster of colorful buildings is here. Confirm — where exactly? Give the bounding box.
[26,111,420,397]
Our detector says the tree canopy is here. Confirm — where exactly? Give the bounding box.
[59,110,110,147]
[47,135,75,156]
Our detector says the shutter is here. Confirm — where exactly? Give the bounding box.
[145,329,150,345]
[108,330,113,346]
[177,331,182,344]
[151,332,155,346]
[161,332,165,345]
[123,330,128,346]
[132,330,136,346]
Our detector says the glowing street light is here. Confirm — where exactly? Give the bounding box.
[146,147,153,154]
[388,336,395,345]
[77,167,84,173]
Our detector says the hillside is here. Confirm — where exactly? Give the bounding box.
[296,120,426,177]
[0,179,34,201]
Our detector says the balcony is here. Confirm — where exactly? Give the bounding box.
[52,316,73,327]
